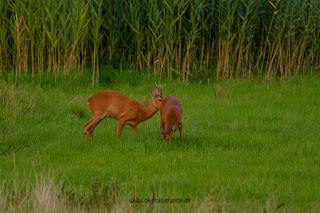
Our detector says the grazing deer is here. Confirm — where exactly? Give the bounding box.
[84,82,163,140]
[159,96,183,141]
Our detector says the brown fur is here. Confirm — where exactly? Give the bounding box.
[84,83,163,140]
[159,96,183,141]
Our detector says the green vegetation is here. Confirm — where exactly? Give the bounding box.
[1,0,320,82]
[1,70,320,211]
[1,0,319,211]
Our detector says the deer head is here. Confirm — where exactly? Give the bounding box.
[151,81,163,109]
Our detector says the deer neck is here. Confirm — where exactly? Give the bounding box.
[137,101,159,123]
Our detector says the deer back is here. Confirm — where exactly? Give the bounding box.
[87,90,140,120]
[160,96,183,139]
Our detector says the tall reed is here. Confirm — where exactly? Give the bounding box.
[1,0,319,81]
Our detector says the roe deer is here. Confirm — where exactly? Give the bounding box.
[159,96,183,141]
[84,82,163,140]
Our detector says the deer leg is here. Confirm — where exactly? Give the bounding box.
[85,132,89,141]
[117,121,125,138]
[88,118,102,140]
[161,117,165,129]
[84,116,102,140]
[130,125,140,136]
[179,125,183,139]
[84,117,96,140]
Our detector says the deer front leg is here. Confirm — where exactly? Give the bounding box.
[117,121,126,138]
[179,125,183,139]
[130,125,140,136]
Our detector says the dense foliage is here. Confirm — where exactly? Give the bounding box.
[1,0,319,83]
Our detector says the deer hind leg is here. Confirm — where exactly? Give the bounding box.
[84,117,95,140]
[88,118,102,140]
[84,115,103,140]
[130,125,140,136]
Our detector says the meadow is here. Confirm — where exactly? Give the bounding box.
[1,0,320,211]
[1,69,320,212]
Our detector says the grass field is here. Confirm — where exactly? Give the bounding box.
[1,69,320,211]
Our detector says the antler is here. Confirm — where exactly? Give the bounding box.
[155,81,162,96]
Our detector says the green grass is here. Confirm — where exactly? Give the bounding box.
[1,70,320,211]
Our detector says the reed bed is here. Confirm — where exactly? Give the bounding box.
[1,0,319,83]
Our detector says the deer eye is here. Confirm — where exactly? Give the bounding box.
[158,99,162,102]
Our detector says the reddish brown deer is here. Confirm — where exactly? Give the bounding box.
[159,96,183,141]
[84,82,163,140]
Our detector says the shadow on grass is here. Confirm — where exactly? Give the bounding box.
[144,132,211,152]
